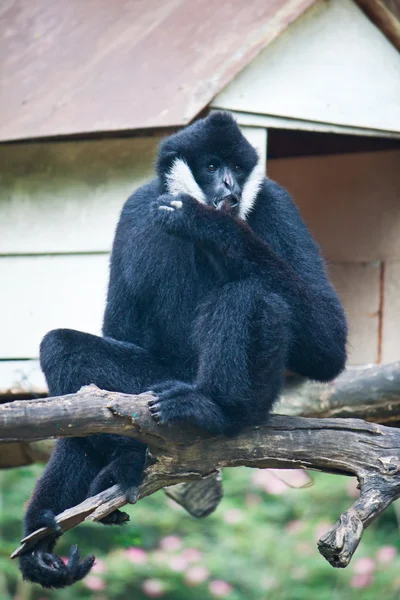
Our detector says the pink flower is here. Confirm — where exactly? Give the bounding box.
[185,565,210,585]
[296,542,314,556]
[209,580,234,597]
[268,468,312,489]
[168,555,188,572]
[376,545,397,564]
[223,509,243,524]
[350,573,374,588]
[251,470,288,495]
[252,470,270,488]
[124,546,148,564]
[245,493,261,507]
[353,557,375,575]
[314,521,333,541]
[92,558,107,574]
[142,578,165,597]
[182,548,202,563]
[83,575,106,591]
[285,520,305,535]
[159,535,182,552]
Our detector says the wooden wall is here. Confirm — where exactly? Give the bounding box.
[1,138,399,374]
[268,149,400,365]
[0,136,160,359]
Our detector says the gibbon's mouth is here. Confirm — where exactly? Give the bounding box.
[212,195,240,212]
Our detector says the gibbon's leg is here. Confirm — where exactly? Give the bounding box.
[19,330,165,588]
[40,328,171,397]
[20,438,100,588]
[39,328,167,504]
[150,278,290,435]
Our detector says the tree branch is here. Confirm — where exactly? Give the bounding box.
[2,385,400,568]
[3,362,400,470]
[276,362,400,423]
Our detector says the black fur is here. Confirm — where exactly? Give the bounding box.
[20,112,347,588]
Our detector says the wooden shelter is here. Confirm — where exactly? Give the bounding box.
[0,0,399,396]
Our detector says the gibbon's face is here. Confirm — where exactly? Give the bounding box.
[158,112,265,220]
[191,156,246,216]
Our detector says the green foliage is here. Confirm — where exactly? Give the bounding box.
[1,464,400,600]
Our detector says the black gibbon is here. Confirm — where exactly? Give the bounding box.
[20,112,347,588]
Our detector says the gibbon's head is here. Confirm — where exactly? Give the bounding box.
[157,112,264,219]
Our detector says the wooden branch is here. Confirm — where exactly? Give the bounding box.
[3,362,400,471]
[276,362,400,423]
[3,362,400,470]
[3,385,400,568]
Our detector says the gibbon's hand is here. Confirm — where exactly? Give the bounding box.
[152,192,241,239]
[151,193,202,232]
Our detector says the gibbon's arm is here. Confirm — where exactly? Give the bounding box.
[153,191,347,381]
[152,192,296,285]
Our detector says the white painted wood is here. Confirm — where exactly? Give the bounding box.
[0,136,160,255]
[212,0,400,134]
[232,111,400,139]
[240,126,267,168]
[0,254,109,358]
[0,360,47,395]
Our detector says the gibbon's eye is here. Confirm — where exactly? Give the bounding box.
[234,165,242,174]
[207,164,217,173]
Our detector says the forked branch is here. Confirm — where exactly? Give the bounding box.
[2,385,400,568]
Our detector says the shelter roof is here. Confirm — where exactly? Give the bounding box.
[0,0,399,141]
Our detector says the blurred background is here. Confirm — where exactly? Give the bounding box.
[1,0,400,598]
[2,466,400,599]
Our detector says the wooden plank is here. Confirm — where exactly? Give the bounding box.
[382,261,400,363]
[0,256,381,364]
[212,0,400,133]
[0,127,266,256]
[0,137,159,255]
[268,150,400,262]
[240,126,267,167]
[232,111,400,139]
[0,255,109,359]
[328,262,380,365]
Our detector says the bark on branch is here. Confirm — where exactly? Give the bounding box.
[3,362,400,471]
[2,385,400,569]
[276,361,400,423]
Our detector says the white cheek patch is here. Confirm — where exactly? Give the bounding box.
[239,158,265,220]
[165,158,206,204]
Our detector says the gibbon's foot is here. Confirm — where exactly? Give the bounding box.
[87,465,141,505]
[20,541,95,589]
[30,508,63,538]
[148,381,227,434]
[100,509,130,525]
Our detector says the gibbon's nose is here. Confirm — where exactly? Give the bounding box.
[223,170,234,191]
